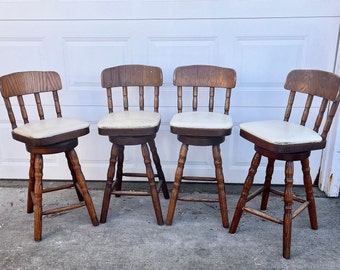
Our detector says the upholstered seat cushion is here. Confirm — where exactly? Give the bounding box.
[98,111,161,137]
[240,120,322,145]
[170,112,233,137]
[170,112,232,129]
[13,118,90,139]
[98,111,160,129]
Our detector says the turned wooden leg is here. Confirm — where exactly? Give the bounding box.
[301,158,318,230]
[27,154,35,214]
[229,152,262,233]
[114,145,124,197]
[166,143,188,226]
[212,144,229,228]
[141,143,164,225]
[66,149,99,227]
[148,139,169,199]
[260,158,275,210]
[33,154,43,241]
[66,152,83,202]
[283,161,294,259]
[100,144,118,223]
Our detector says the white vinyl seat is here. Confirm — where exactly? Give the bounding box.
[240,120,322,146]
[13,118,89,141]
[170,111,233,133]
[98,111,160,133]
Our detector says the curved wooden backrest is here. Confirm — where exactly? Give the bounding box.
[0,71,63,129]
[0,71,62,98]
[101,65,162,88]
[101,65,163,113]
[284,69,340,101]
[173,65,236,114]
[174,65,236,88]
[283,69,340,140]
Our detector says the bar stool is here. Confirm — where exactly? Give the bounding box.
[98,65,169,225]
[0,71,99,241]
[166,65,237,228]
[229,69,340,258]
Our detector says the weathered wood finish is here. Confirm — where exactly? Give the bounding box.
[284,70,340,140]
[0,71,99,241]
[101,64,162,113]
[229,69,340,259]
[166,65,237,228]
[1,71,89,146]
[0,71,62,97]
[173,65,236,114]
[99,65,169,226]
[1,71,63,129]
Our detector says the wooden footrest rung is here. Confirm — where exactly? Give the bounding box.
[292,201,310,218]
[243,207,283,224]
[178,196,219,203]
[246,187,266,202]
[246,187,307,205]
[269,188,306,204]
[112,190,149,196]
[43,183,75,193]
[123,172,159,178]
[243,200,310,224]
[182,176,216,181]
[42,201,86,215]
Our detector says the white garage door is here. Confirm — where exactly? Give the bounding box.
[0,1,339,192]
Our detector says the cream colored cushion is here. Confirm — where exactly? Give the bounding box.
[13,118,89,139]
[240,120,322,145]
[170,112,233,130]
[98,111,160,129]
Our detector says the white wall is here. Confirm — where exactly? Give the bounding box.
[0,0,339,195]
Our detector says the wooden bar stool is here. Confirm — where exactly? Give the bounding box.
[166,65,237,228]
[229,69,340,258]
[98,65,169,225]
[0,71,99,241]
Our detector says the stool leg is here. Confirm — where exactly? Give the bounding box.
[115,145,124,196]
[229,152,262,233]
[100,144,118,223]
[301,158,318,230]
[283,161,294,259]
[66,152,84,202]
[33,154,43,241]
[148,139,169,199]
[260,158,275,210]
[166,143,188,226]
[141,143,164,225]
[27,154,35,214]
[67,149,99,227]
[212,144,229,228]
